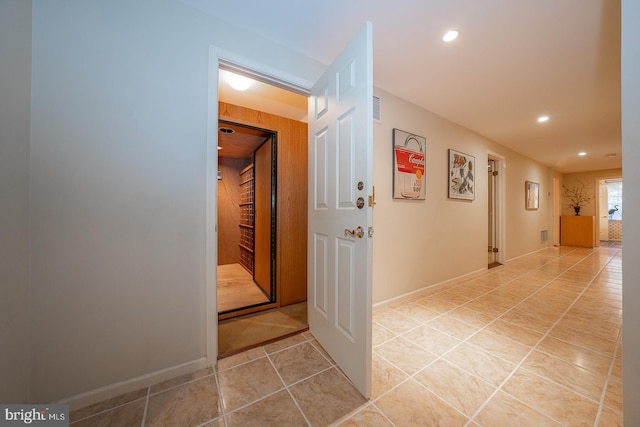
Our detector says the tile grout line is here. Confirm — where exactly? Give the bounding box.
[465,248,620,425]
[69,395,149,425]
[217,336,329,426]
[376,249,604,424]
[140,386,150,427]
[146,370,217,398]
[366,402,399,427]
[369,247,589,416]
[211,366,227,427]
[370,247,618,425]
[592,303,624,426]
[264,350,313,427]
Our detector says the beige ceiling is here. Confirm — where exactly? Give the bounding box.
[195,0,621,173]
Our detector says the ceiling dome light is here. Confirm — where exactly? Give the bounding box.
[226,73,253,91]
[537,115,549,123]
[442,30,459,42]
[578,152,587,156]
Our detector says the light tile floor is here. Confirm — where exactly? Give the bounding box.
[70,245,623,426]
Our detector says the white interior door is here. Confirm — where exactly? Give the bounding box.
[599,180,609,241]
[308,22,373,397]
[487,160,496,264]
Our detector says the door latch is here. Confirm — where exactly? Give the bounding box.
[368,186,376,207]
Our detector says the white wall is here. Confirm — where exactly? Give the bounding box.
[29,0,323,403]
[622,0,640,422]
[372,89,551,304]
[0,0,32,403]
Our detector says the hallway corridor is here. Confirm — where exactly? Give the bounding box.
[70,245,622,426]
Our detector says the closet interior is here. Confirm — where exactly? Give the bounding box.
[216,100,309,317]
[217,121,275,319]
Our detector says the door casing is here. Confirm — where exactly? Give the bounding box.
[487,152,505,265]
[207,47,314,365]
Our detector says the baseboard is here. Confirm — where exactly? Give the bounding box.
[373,248,560,310]
[57,357,209,411]
[502,245,551,264]
[373,266,487,310]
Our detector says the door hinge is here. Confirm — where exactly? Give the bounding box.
[492,171,499,176]
[492,247,499,253]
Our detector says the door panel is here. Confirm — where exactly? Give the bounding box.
[313,233,328,315]
[336,237,356,338]
[337,111,356,209]
[308,22,373,397]
[313,129,329,210]
[254,138,272,296]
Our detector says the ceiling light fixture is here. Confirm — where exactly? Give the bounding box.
[578,152,587,156]
[537,115,549,123]
[442,30,459,42]
[226,73,253,91]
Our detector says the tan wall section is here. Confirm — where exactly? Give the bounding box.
[372,88,552,304]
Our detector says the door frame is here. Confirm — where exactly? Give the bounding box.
[217,120,278,318]
[598,178,610,243]
[487,152,505,265]
[595,176,623,246]
[206,46,313,365]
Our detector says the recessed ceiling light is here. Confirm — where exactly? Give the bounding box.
[442,30,459,42]
[578,152,587,156]
[537,115,549,123]
[226,73,253,91]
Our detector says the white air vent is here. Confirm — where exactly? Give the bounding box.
[373,95,381,122]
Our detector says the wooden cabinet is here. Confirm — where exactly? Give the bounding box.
[560,216,595,248]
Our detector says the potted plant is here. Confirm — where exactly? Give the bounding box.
[562,181,593,216]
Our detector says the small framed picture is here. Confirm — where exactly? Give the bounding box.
[525,181,540,210]
[448,149,475,200]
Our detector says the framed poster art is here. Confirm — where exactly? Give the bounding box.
[448,149,475,200]
[525,181,540,210]
[393,129,426,200]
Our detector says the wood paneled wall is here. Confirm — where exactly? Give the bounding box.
[218,157,251,265]
[219,102,308,307]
